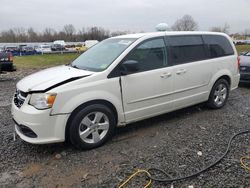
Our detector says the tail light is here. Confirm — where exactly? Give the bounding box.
[237,56,240,71]
[8,53,13,62]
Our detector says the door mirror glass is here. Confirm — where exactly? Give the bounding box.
[120,60,139,75]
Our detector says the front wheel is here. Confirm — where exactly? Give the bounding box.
[69,104,116,150]
[207,79,230,109]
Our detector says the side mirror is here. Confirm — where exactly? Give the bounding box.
[120,60,139,75]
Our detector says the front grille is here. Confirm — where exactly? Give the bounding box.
[240,66,250,73]
[14,89,27,108]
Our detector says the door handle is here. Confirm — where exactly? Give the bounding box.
[176,69,187,75]
[160,72,172,78]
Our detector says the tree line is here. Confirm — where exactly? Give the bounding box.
[0,25,128,43]
[1,15,249,43]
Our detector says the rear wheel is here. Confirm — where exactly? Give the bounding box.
[207,79,229,109]
[69,104,115,150]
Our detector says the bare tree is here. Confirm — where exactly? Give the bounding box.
[63,24,76,35]
[0,29,16,42]
[85,27,110,41]
[171,15,198,31]
[27,27,38,42]
[13,28,27,42]
[0,25,121,42]
[63,24,76,41]
[210,23,230,34]
[78,27,87,41]
[111,31,129,37]
[243,29,250,37]
[43,28,56,42]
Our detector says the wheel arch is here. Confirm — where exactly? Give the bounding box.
[209,70,233,91]
[65,99,118,141]
[207,74,231,109]
[215,75,231,86]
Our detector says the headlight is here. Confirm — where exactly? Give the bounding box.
[29,93,57,110]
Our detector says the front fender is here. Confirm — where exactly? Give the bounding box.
[51,86,125,124]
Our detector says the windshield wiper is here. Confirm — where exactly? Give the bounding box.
[72,65,79,69]
[68,64,90,71]
[68,64,79,69]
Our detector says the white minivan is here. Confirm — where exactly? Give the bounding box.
[12,32,240,149]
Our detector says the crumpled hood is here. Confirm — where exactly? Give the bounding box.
[17,65,93,92]
[240,56,250,66]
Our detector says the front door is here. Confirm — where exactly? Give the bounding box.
[120,38,175,122]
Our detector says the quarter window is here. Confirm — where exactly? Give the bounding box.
[124,38,167,72]
[202,35,234,58]
[168,36,207,65]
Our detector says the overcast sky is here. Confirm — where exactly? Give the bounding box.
[0,0,249,33]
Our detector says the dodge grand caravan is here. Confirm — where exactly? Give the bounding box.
[12,32,240,149]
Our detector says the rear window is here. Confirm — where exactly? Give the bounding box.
[168,35,207,65]
[202,35,234,58]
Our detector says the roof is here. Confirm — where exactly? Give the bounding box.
[112,31,228,39]
[112,32,164,39]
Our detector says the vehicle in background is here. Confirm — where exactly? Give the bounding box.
[234,40,250,45]
[23,46,35,52]
[4,46,21,56]
[35,44,52,54]
[75,44,87,53]
[20,45,36,55]
[5,46,19,53]
[85,40,99,48]
[19,45,27,51]
[239,51,250,83]
[51,44,65,51]
[240,51,247,55]
[53,40,66,46]
[0,52,16,72]
[64,44,76,52]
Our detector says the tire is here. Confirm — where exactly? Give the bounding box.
[207,79,230,109]
[69,104,116,150]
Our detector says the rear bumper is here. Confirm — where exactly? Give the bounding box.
[231,74,240,90]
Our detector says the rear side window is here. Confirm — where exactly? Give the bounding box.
[168,36,207,65]
[202,35,234,58]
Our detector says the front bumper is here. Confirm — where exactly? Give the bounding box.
[11,99,69,144]
[240,72,250,83]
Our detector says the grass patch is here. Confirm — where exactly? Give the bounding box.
[14,53,80,69]
[235,45,250,54]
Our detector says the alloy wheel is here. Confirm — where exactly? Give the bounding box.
[79,112,110,144]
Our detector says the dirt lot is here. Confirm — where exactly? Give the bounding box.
[0,69,250,188]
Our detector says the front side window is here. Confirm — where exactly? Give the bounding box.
[168,35,207,65]
[203,35,234,58]
[71,38,136,71]
[124,38,167,72]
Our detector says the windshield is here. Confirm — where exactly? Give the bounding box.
[71,38,136,71]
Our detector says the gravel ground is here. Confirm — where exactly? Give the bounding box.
[0,69,250,188]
